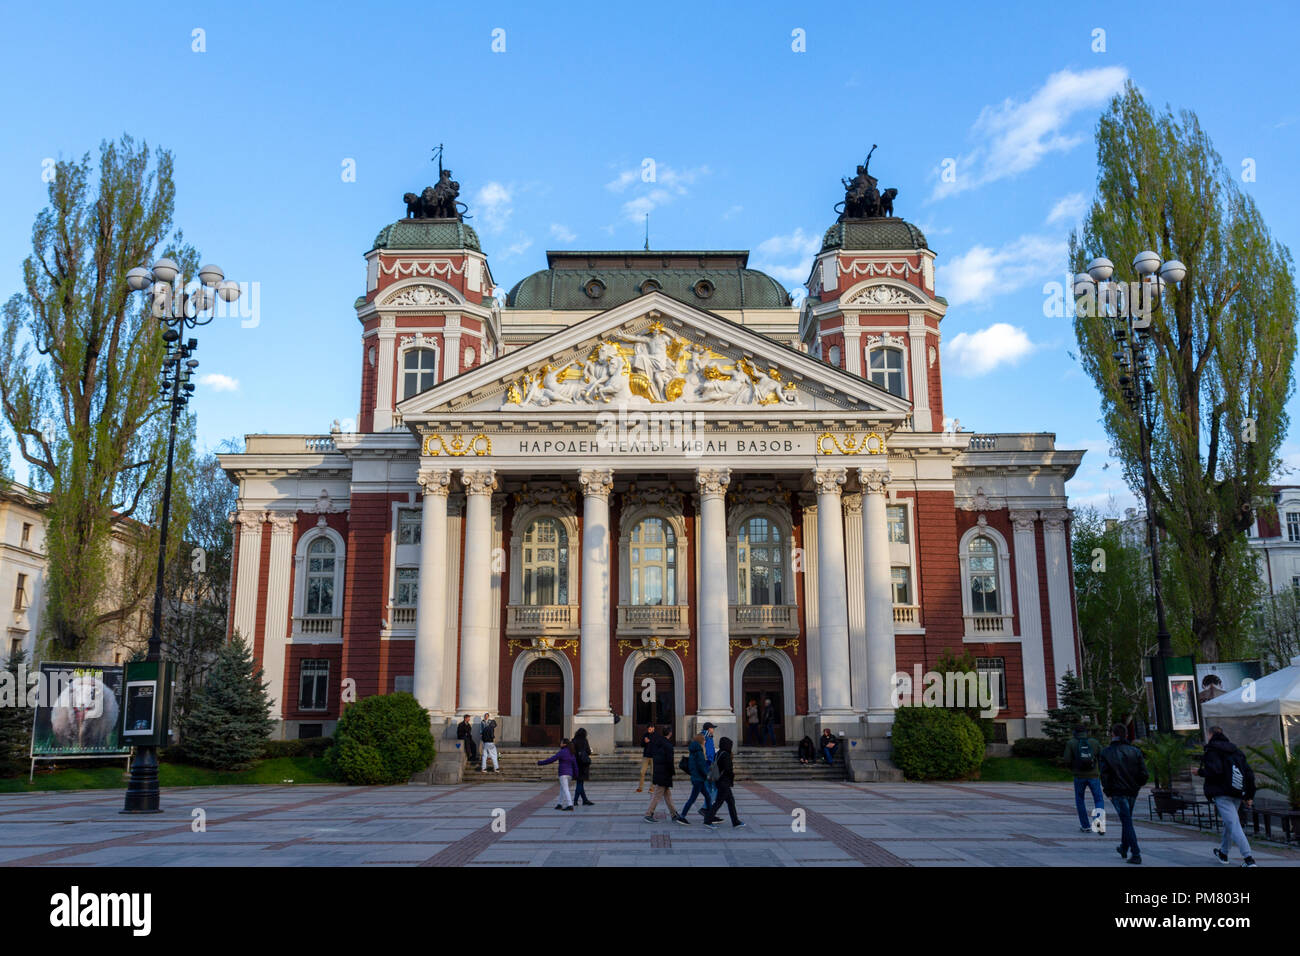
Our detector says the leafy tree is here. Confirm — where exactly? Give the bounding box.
[1250,585,1300,670]
[1042,671,1102,743]
[1070,83,1297,662]
[0,135,197,656]
[176,634,272,770]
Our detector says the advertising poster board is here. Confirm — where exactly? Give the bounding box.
[30,662,129,757]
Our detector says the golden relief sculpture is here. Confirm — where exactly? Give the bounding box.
[504,320,798,408]
[816,432,886,455]
[423,433,493,457]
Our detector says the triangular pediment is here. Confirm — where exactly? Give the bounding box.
[398,292,912,420]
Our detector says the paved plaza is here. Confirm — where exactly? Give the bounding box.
[1,781,1297,867]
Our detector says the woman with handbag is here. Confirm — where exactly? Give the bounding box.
[572,727,595,806]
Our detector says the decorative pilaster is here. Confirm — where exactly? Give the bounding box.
[374,316,396,431]
[813,467,853,716]
[414,468,452,717]
[859,468,895,721]
[578,468,614,719]
[1009,510,1049,719]
[231,511,264,645]
[262,512,297,724]
[696,468,732,720]
[458,468,497,714]
[843,494,869,712]
[1040,508,1078,692]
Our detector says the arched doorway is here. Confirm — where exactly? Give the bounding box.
[742,657,785,746]
[522,658,564,746]
[632,657,675,734]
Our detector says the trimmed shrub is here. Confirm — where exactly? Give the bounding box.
[892,706,985,780]
[326,694,434,785]
[1012,737,1064,761]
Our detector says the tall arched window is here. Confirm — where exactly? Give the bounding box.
[629,518,675,606]
[967,536,1000,614]
[402,348,438,399]
[737,517,784,605]
[305,537,337,616]
[522,518,568,605]
[868,348,905,397]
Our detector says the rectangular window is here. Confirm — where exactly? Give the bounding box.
[20,523,31,548]
[395,567,419,606]
[975,657,1009,709]
[1287,512,1300,542]
[397,508,422,545]
[890,567,911,605]
[298,659,329,712]
[887,505,908,543]
[1292,576,1300,592]
[9,638,21,661]
[13,574,27,611]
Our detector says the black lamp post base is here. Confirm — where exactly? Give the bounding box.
[122,746,163,814]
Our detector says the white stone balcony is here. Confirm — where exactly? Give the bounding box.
[293,616,342,638]
[507,604,580,637]
[893,604,920,626]
[617,604,690,637]
[389,606,417,628]
[728,604,799,636]
[964,613,1014,636]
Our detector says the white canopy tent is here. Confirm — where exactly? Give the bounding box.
[1200,654,1300,759]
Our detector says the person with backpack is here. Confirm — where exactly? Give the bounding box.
[703,736,745,829]
[1098,723,1148,865]
[701,722,718,813]
[644,726,686,824]
[678,733,712,823]
[479,712,499,773]
[536,737,578,810]
[1197,726,1258,867]
[571,727,595,806]
[1063,723,1104,833]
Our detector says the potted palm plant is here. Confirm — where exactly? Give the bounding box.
[1247,741,1300,810]
[1137,733,1193,812]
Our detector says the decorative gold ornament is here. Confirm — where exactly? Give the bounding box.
[424,433,492,457]
[816,432,885,455]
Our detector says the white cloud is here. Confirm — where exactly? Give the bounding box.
[474,181,512,232]
[944,323,1037,375]
[1047,192,1088,225]
[937,233,1066,308]
[930,66,1128,201]
[199,373,239,392]
[549,223,576,243]
[606,163,710,222]
[752,227,821,286]
[503,236,533,258]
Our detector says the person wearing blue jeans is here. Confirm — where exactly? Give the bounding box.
[1110,794,1138,860]
[680,734,712,823]
[701,722,717,812]
[1063,724,1104,832]
[1098,723,1149,865]
[1198,727,1258,867]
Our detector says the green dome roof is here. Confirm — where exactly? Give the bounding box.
[821,219,928,253]
[371,219,481,252]
[505,251,791,310]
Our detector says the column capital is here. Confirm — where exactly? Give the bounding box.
[265,511,298,535]
[233,510,264,534]
[578,468,615,500]
[696,467,731,499]
[1040,507,1070,533]
[461,468,498,496]
[418,467,453,497]
[843,493,863,517]
[813,467,847,497]
[857,468,890,496]
[1008,509,1040,533]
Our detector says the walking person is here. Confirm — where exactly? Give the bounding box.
[1098,723,1148,865]
[703,736,745,829]
[479,712,499,773]
[701,722,718,814]
[536,737,578,811]
[1063,723,1104,833]
[572,727,595,806]
[679,733,713,824]
[760,697,777,746]
[644,725,686,824]
[745,699,759,746]
[457,714,478,763]
[1197,726,1258,867]
[636,724,656,793]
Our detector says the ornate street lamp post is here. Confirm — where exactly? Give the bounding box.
[1074,252,1185,734]
[121,258,240,813]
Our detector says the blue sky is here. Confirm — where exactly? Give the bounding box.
[2,0,1298,511]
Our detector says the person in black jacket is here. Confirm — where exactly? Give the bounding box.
[636,725,655,793]
[1097,724,1148,865]
[797,735,816,765]
[644,726,685,824]
[703,736,745,829]
[1198,727,1258,867]
[571,727,595,806]
[456,715,477,762]
[760,698,777,746]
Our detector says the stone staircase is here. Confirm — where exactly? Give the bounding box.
[460,745,850,783]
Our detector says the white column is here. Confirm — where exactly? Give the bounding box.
[231,511,264,644]
[374,317,396,431]
[860,469,896,722]
[799,493,822,712]
[1010,510,1049,719]
[696,468,733,718]
[843,494,869,712]
[814,467,853,716]
[458,468,496,714]
[843,326,863,375]
[578,468,614,717]
[414,467,452,717]
[908,313,932,430]
[443,318,462,380]
[1041,508,1079,689]
[262,513,297,725]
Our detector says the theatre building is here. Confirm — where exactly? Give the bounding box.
[219,164,1085,775]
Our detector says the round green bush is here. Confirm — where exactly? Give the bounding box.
[891,706,985,780]
[326,693,435,785]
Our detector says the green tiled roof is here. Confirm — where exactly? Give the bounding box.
[371,220,481,252]
[821,219,928,252]
[506,251,790,310]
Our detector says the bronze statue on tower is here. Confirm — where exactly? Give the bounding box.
[403,144,470,220]
[837,145,899,220]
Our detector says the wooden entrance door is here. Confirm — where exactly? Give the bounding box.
[632,657,675,735]
[743,657,785,746]
[522,658,564,747]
